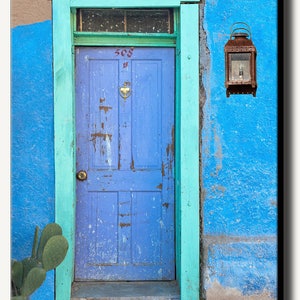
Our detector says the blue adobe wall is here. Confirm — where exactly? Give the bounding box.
[11,20,55,300]
[201,0,277,298]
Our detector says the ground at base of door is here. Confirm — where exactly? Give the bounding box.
[71,281,180,300]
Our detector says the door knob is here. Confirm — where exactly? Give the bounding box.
[76,170,87,181]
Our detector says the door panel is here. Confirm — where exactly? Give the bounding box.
[75,47,175,281]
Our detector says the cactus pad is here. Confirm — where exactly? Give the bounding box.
[37,223,63,259]
[20,267,46,297]
[42,235,69,271]
[11,260,24,289]
[11,223,69,298]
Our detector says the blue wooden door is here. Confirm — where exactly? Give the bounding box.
[75,47,175,281]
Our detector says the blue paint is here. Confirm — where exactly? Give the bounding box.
[206,242,277,297]
[202,0,277,296]
[10,3,278,297]
[11,21,54,300]
[75,47,175,280]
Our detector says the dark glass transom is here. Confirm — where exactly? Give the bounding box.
[77,9,174,33]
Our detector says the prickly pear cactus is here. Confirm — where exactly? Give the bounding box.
[37,223,63,259]
[11,223,69,299]
[20,267,46,297]
[31,226,39,259]
[42,235,69,271]
[21,257,41,279]
[11,261,23,288]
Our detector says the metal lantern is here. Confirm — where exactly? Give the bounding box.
[225,22,257,97]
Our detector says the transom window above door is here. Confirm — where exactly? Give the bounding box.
[76,9,174,33]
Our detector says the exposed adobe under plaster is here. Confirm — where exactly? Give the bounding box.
[11,0,51,28]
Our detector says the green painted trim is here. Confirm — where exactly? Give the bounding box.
[70,0,199,7]
[74,33,177,47]
[174,5,182,284]
[53,1,76,300]
[54,2,200,299]
[179,4,200,300]
[70,0,181,8]
[73,8,178,47]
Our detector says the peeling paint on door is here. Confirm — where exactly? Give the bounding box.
[75,47,175,281]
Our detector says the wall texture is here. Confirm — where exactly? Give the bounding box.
[201,0,277,298]
[11,0,277,299]
[11,0,51,27]
[11,1,54,297]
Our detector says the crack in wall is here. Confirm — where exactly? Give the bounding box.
[199,2,211,299]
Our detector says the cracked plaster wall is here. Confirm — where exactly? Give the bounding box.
[200,0,277,298]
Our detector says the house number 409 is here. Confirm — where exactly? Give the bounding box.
[115,47,134,58]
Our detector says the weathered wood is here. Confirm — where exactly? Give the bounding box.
[53,1,200,299]
[71,0,180,8]
[73,33,177,47]
[53,0,75,300]
[178,4,200,300]
[75,47,175,281]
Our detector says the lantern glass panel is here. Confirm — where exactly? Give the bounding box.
[229,53,251,82]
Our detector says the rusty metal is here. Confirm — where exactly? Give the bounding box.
[224,22,257,97]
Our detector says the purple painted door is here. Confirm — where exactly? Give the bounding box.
[75,47,175,281]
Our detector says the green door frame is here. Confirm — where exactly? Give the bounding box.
[53,1,200,299]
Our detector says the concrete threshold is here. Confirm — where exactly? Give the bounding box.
[71,281,180,300]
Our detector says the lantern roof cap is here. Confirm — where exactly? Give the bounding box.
[225,34,255,48]
[232,32,249,38]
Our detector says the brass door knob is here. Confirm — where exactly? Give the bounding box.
[76,170,87,181]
